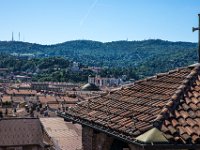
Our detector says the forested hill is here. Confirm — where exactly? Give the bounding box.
[0,39,198,77]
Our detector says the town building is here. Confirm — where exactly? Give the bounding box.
[0,117,82,149]
[31,82,49,91]
[81,83,100,91]
[71,62,80,72]
[31,82,80,92]
[14,75,31,82]
[88,67,102,73]
[88,75,122,87]
[59,64,200,150]
[6,89,37,96]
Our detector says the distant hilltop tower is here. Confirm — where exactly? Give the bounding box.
[18,32,20,41]
[12,32,14,41]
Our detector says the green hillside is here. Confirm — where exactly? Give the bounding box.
[0,39,198,78]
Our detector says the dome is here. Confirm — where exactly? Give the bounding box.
[81,83,100,91]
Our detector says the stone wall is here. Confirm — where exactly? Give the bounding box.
[82,126,94,150]
[82,126,137,150]
[82,126,195,150]
[82,126,113,150]
[128,144,145,150]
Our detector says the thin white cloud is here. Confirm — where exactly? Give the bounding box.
[80,0,99,27]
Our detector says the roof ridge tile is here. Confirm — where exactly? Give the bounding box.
[153,64,200,128]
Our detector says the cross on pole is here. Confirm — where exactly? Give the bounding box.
[193,14,200,63]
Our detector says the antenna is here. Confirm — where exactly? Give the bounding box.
[18,32,20,41]
[12,32,14,41]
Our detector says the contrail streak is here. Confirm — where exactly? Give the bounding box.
[80,0,99,27]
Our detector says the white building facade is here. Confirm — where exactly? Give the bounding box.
[88,75,122,87]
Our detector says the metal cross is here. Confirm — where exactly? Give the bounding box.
[193,14,200,63]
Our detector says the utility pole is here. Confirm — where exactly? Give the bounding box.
[193,14,200,63]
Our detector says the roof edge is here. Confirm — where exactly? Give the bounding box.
[0,117,39,120]
[58,112,200,149]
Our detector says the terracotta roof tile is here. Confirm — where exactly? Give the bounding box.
[6,89,37,96]
[38,95,57,104]
[40,118,82,150]
[0,118,43,146]
[60,64,200,144]
[12,96,25,103]
[1,95,11,102]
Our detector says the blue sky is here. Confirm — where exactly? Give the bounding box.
[0,0,199,44]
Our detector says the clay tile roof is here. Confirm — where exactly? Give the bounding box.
[6,89,37,95]
[12,96,25,103]
[0,118,43,146]
[40,118,82,150]
[39,95,57,104]
[60,64,200,145]
[1,95,11,103]
[56,96,78,103]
